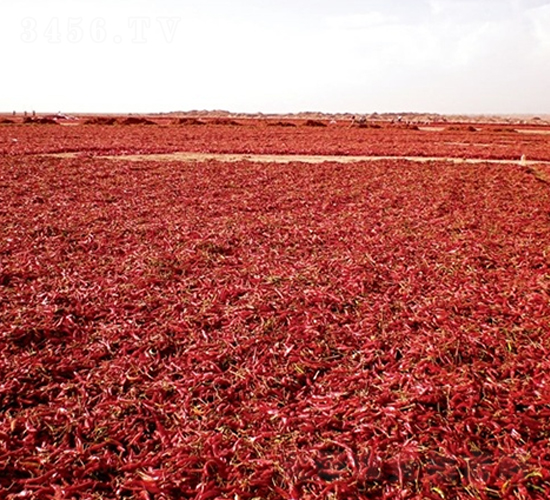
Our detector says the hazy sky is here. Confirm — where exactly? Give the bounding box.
[1,0,550,114]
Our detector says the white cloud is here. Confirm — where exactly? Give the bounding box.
[326,12,397,30]
[525,2,550,47]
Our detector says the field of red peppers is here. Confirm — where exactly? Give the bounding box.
[1,119,550,161]
[1,120,550,499]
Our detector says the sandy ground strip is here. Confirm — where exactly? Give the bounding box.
[43,151,550,167]
[516,129,550,135]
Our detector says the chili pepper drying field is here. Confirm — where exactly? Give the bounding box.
[1,119,550,499]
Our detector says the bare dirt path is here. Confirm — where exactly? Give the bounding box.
[516,129,550,135]
[44,151,550,167]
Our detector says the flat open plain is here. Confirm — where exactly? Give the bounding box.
[1,117,550,499]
